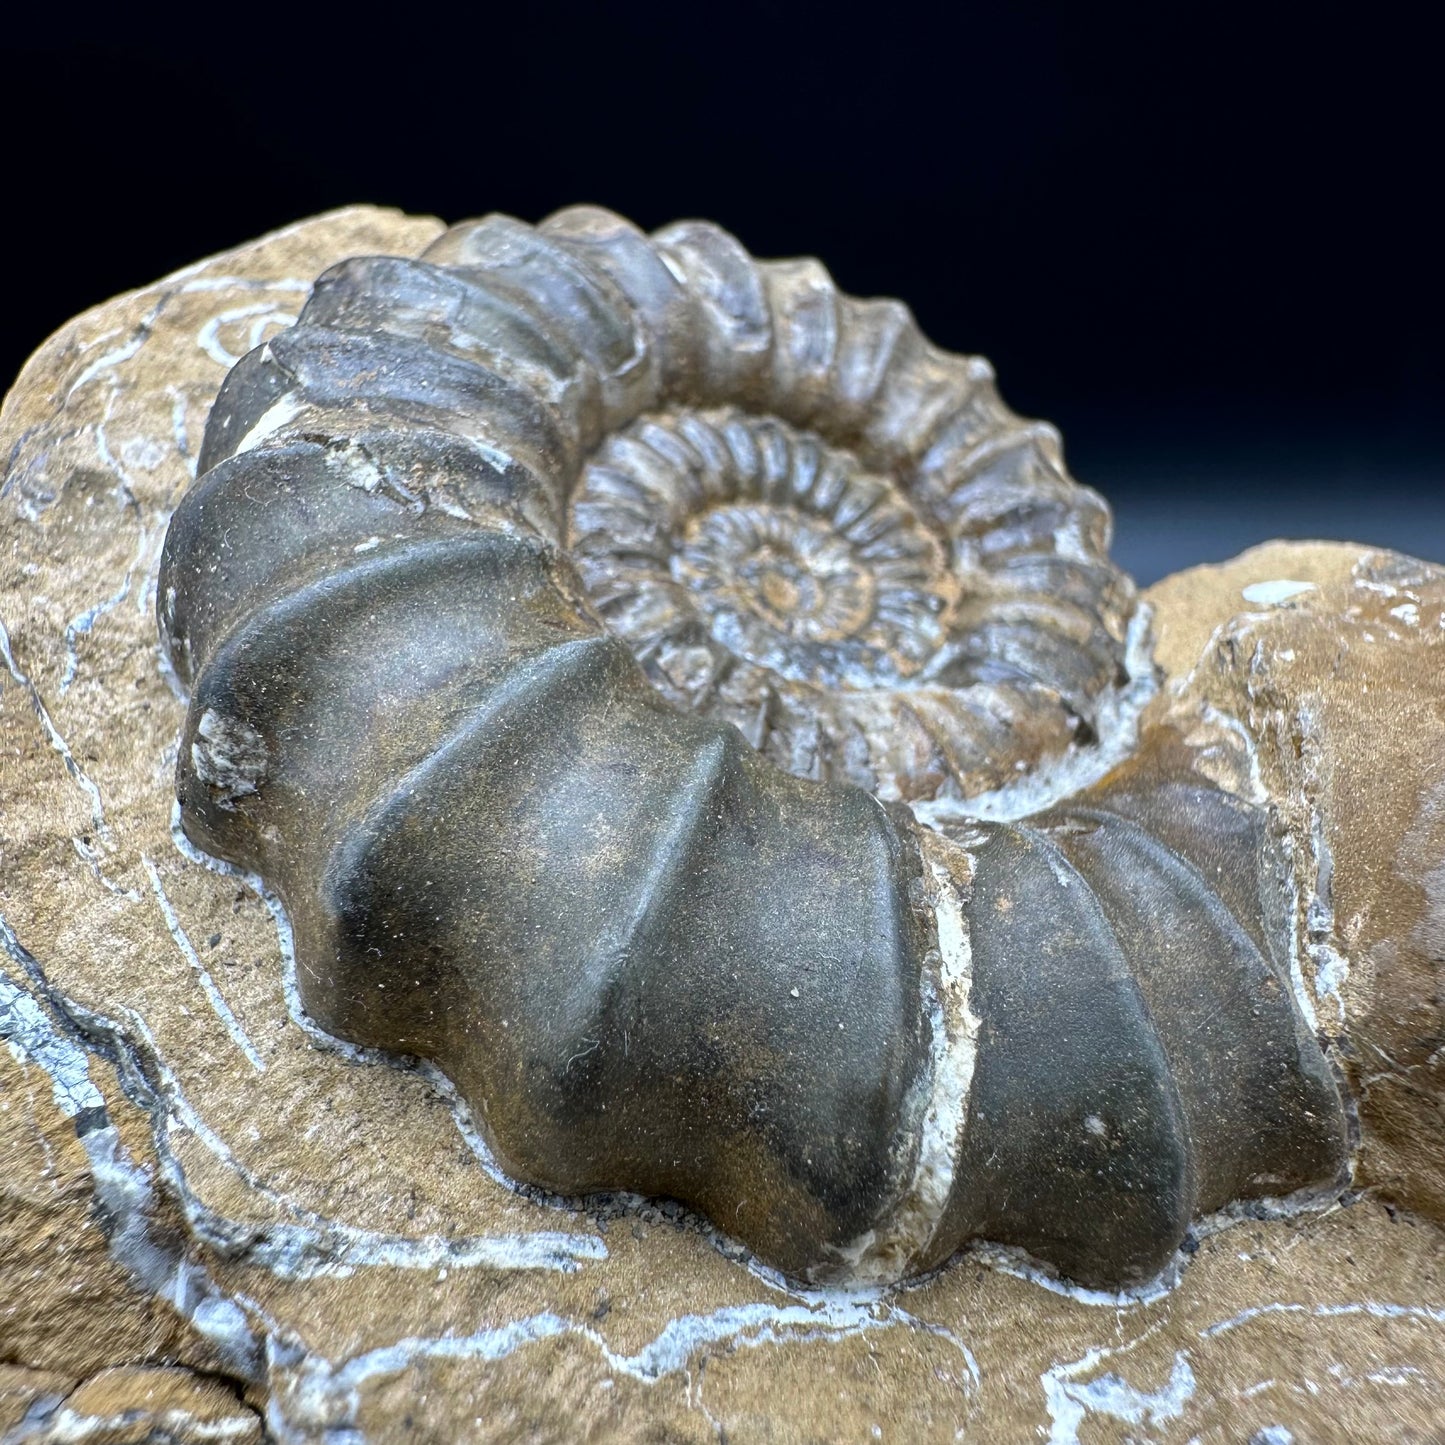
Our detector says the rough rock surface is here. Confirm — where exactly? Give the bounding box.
[2,208,1443,1442]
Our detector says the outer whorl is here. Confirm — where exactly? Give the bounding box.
[159,207,1348,1289]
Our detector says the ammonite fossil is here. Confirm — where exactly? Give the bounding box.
[158,207,1348,1290]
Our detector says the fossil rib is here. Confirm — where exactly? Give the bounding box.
[158,207,1347,1289]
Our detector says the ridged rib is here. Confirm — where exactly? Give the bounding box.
[178,533,596,868]
[422,215,654,429]
[302,255,606,429]
[539,206,695,398]
[161,438,519,682]
[653,220,773,405]
[1048,804,1341,1209]
[945,821,1194,1285]
[759,257,840,428]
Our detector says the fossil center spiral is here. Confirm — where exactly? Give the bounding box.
[675,502,877,653]
[569,408,960,702]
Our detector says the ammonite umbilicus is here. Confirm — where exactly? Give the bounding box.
[158,207,1348,1290]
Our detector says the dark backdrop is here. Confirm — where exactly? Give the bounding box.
[5,7,1438,583]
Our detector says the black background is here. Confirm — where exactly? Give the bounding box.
[4,7,1438,582]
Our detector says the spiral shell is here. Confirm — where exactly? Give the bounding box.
[159,207,1347,1289]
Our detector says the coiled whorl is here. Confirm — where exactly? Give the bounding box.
[518,211,1131,802]
[159,207,1346,1291]
[186,208,1130,802]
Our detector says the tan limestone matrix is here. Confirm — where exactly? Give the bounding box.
[2,209,1443,1442]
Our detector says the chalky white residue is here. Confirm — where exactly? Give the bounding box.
[821,832,980,1284]
[1241,579,1317,606]
[915,602,1158,827]
[190,708,269,808]
[1275,828,1322,1035]
[1306,810,1350,1023]
[1186,703,1268,804]
[232,391,306,456]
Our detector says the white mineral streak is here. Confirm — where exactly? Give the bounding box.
[1204,1298,1445,1337]
[823,830,980,1283]
[2,614,140,901]
[198,302,300,369]
[1043,1335,1196,1445]
[0,973,107,1120]
[142,855,266,1072]
[58,392,158,690]
[168,383,197,474]
[0,923,264,1382]
[0,618,114,845]
[269,1295,979,1442]
[12,853,982,1424]
[30,1404,259,1443]
[966,1240,1180,1308]
[61,549,140,694]
[164,805,607,1271]
[1044,1295,1445,1445]
[5,895,606,1292]
[11,212,1445,1442]
[0,213,987,1438]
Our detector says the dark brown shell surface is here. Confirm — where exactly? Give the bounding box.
[158,207,1348,1289]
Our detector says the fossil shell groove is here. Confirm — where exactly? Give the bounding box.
[159,207,1348,1288]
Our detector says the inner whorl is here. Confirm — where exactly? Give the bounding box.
[429,206,1139,805]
